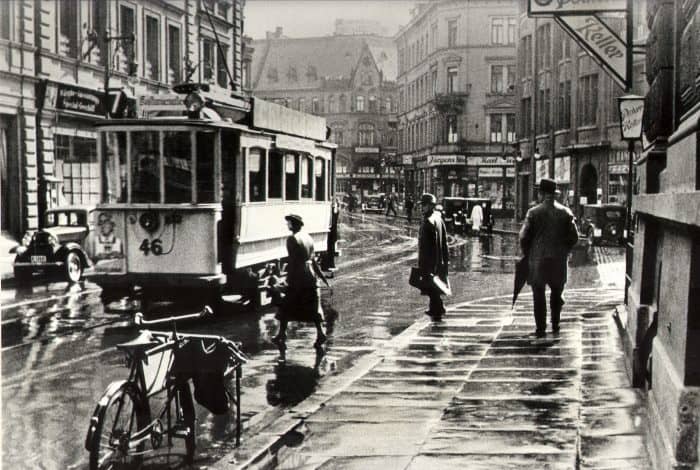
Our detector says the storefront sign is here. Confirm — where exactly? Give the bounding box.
[555,15,627,89]
[428,155,466,166]
[467,156,515,166]
[349,173,380,179]
[528,0,626,15]
[48,83,105,116]
[554,156,571,183]
[619,97,644,139]
[506,167,515,177]
[536,159,550,183]
[140,94,185,114]
[478,167,504,178]
[608,164,628,174]
[355,147,380,154]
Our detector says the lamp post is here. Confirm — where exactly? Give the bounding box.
[617,94,644,306]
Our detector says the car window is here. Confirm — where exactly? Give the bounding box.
[45,213,57,227]
[57,213,68,226]
[605,211,622,219]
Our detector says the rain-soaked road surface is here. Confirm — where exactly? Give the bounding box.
[1,213,608,469]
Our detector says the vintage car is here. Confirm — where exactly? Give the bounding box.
[440,197,469,233]
[11,206,97,283]
[362,193,385,213]
[579,203,626,246]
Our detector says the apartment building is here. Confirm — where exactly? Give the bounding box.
[396,0,518,215]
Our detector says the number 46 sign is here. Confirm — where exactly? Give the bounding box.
[140,238,164,256]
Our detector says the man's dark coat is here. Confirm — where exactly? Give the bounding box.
[418,211,449,283]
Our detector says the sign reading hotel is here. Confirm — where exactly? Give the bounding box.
[427,155,466,166]
[528,0,626,15]
[555,15,627,89]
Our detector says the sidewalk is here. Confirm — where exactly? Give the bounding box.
[216,284,651,469]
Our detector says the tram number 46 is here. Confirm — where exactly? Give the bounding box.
[139,238,164,256]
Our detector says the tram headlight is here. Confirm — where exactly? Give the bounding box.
[184,91,205,118]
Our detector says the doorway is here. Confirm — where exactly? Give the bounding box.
[580,163,598,206]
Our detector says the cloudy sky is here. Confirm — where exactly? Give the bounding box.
[244,0,417,39]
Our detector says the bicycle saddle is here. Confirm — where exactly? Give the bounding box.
[116,330,159,350]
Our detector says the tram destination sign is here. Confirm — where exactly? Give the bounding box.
[528,0,626,15]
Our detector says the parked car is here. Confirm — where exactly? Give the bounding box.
[11,206,96,283]
[440,197,469,233]
[464,198,494,234]
[362,193,385,213]
[579,203,626,246]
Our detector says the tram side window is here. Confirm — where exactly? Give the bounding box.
[301,155,313,199]
[197,132,216,203]
[268,151,283,198]
[131,132,160,203]
[164,131,192,203]
[315,157,326,201]
[285,153,299,200]
[102,131,127,203]
[248,148,266,202]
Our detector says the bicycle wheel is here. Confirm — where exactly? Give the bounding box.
[89,383,148,470]
[175,382,196,464]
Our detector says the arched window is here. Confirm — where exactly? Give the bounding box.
[356,96,365,112]
[358,123,375,146]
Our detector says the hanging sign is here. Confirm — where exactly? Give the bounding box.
[528,0,626,15]
[555,15,627,89]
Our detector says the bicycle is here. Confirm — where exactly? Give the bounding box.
[85,307,247,469]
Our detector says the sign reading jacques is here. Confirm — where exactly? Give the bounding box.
[528,0,626,15]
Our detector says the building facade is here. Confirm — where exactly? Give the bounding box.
[514,1,647,220]
[396,0,518,216]
[249,27,399,199]
[0,0,245,240]
[625,0,700,468]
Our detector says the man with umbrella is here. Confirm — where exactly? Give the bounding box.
[418,193,450,321]
[518,178,579,337]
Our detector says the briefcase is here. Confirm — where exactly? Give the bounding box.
[408,267,424,289]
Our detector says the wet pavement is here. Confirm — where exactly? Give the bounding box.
[0,212,634,469]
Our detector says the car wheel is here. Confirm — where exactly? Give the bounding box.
[65,251,83,283]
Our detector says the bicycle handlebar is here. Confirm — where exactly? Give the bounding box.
[134,306,213,327]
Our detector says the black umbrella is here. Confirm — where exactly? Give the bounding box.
[512,255,529,308]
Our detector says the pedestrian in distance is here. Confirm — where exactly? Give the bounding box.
[272,214,327,357]
[405,194,414,223]
[385,193,398,217]
[470,203,484,234]
[418,193,449,321]
[519,178,579,337]
[323,197,340,271]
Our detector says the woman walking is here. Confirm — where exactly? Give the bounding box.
[273,214,327,356]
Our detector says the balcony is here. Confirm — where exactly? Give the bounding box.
[432,92,468,114]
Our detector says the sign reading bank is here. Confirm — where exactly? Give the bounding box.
[529,0,626,15]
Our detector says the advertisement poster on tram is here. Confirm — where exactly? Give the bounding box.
[88,211,126,275]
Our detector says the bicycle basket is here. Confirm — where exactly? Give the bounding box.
[142,344,174,396]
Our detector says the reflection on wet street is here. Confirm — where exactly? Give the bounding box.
[1,213,552,469]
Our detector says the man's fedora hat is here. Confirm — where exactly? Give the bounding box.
[537,178,557,194]
[420,193,437,205]
[285,214,304,226]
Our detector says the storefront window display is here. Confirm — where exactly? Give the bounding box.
[55,133,99,205]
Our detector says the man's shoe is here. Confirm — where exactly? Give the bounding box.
[552,324,560,334]
[533,330,546,338]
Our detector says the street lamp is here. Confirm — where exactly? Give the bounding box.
[617,94,645,240]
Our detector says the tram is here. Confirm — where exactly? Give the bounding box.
[92,83,336,306]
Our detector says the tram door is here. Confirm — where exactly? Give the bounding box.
[220,130,239,277]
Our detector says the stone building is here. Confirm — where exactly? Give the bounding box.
[624,0,700,468]
[514,1,647,220]
[249,26,399,199]
[395,0,518,216]
[0,0,245,240]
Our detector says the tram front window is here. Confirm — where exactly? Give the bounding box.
[132,132,160,203]
[102,132,127,203]
[164,131,192,203]
[248,148,266,202]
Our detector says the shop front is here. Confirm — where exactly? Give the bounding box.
[554,155,573,208]
[467,155,515,216]
[424,154,467,199]
[607,149,631,205]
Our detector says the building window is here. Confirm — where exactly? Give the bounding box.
[306,65,317,81]
[490,65,515,94]
[217,44,230,88]
[287,66,298,82]
[168,24,182,83]
[358,123,375,146]
[248,148,266,202]
[490,114,515,143]
[298,97,305,112]
[356,96,365,112]
[520,35,532,76]
[507,18,517,45]
[202,38,215,82]
[339,95,346,112]
[578,73,599,126]
[490,114,503,143]
[145,15,160,81]
[384,97,392,113]
[369,96,377,113]
[119,4,135,71]
[558,80,572,129]
[312,97,320,113]
[58,0,79,57]
[447,115,459,143]
[536,23,551,69]
[448,19,457,47]
[491,17,517,45]
[331,125,344,145]
[447,66,458,93]
[55,135,99,205]
[520,97,532,136]
[431,23,438,51]
[266,66,278,83]
[562,36,571,59]
[0,2,11,40]
[537,88,551,133]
